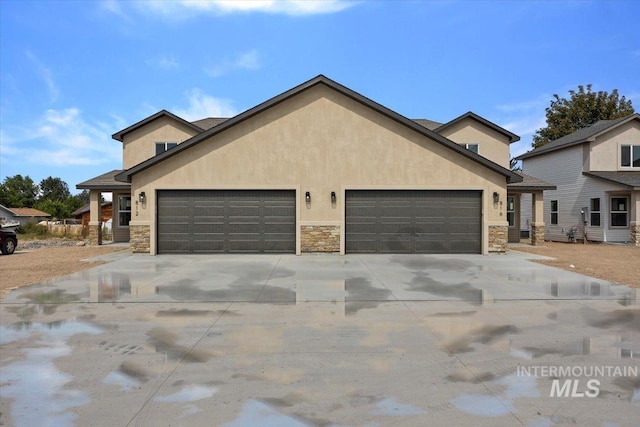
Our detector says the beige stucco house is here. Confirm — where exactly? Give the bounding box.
[517,113,640,246]
[78,75,555,255]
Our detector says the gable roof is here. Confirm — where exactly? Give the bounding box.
[191,117,228,130]
[435,111,520,143]
[0,205,51,217]
[583,171,640,190]
[517,113,640,160]
[112,110,205,142]
[115,75,522,184]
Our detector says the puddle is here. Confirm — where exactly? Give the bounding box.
[147,327,213,362]
[221,399,311,427]
[407,272,482,304]
[102,371,142,391]
[446,324,519,354]
[0,320,103,427]
[157,282,295,303]
[451,374,538,417]
[390,255,473,271]
[154,384,217,403]
[581,308,639,329]
[16,289,81,315]
[345,277,393,314]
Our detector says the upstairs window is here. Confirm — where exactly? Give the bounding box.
[610,197,628,227]
[156,142,178,156]
[621,145,640,168]
[589,198,601,227]
[550,200,558,225]
[465,143,479,154]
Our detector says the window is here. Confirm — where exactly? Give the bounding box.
[589,198,601,226]
[155,142,178,156]
[118,196,131,227]
[465,143,479,154]
[610,197,628,227]
[550,200,558,225]
[506,196,515,227]
[620,145,640,168]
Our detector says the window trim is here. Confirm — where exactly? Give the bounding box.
[589,198,601,227]
[609,196,629,228]
[550,200,558,225]
[118,196,132,228]
[620,144,640,169]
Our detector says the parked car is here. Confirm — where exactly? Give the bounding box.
[0,228,18,255]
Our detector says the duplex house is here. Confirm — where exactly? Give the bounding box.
[517,113,640,246]
[79,75,554,255]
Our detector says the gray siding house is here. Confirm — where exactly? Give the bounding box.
[517,113,640,246]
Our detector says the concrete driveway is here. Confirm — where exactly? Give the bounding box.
[1,252,638,426]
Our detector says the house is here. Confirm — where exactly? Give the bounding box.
[71,202,113,226]
[78,75,557,255]
[517,113,640,246]
[0,205,51,227]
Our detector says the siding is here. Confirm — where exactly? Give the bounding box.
[523,144,630,242]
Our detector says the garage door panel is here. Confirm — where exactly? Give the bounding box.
[345,190,481,254]
[157,190,295,254]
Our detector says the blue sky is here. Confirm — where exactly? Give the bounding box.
[1,0,639,195]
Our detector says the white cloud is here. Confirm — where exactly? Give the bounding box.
[173,89,238,121]
[25,50,60,103]
[132,0,354,18]
[1,108,121,167]
[204,49,261,78]
[147,55,180,70]
[100,0,131,20]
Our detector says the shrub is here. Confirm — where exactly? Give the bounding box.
[20,222,47,235]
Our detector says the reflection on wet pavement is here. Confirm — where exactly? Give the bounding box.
[1,252,639,426]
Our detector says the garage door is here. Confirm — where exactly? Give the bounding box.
[157,190,295,254]
[345,190,481,254]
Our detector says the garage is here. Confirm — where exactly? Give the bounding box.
[345,190,482,254]
[157,190,296,254]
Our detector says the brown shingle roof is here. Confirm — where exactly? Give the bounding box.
[7,207,51,217]
[507,172,556,191]
[77,169,130,190]
[191,117,229,130]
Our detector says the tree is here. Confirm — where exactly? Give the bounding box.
[39,176,71,201]
[532,84,634,148]
[0,175,39,208]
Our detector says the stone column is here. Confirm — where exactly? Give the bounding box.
[631,191,640,246]
[530,191,545,246]
[130,225,151,253]
[488,225,507,252]
[88,190,102,246]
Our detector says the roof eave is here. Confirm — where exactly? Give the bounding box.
[117,75,519,183]
[435,111,521,143]
[112,110,204,142]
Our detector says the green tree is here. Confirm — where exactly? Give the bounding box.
[35,196,84,220]
[532,84,634,148]
[39,176,71,201]
[0,175,39,207]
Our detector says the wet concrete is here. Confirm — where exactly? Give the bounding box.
[1,252,639,426]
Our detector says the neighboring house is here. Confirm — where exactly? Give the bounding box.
[79,75,555,255]
[71,202,113,226]
[517,113,640,246]
[0,205,51,227]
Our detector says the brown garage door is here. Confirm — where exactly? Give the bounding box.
[345,190,481,254]
[157,190,296,254]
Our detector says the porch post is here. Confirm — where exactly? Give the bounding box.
[631,190,640,246]
[88,190,102,245]
[530,191,545,246]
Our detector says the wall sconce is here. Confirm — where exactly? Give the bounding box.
[139,191,146,203]
[331,191,336,204]
[305,191,311,203]
[492,192,500,204]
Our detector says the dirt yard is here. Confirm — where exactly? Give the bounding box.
[513,241,640,287]
[0,243,127,297]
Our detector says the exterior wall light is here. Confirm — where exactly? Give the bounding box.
[331,191,336,204]
[139,191,146,203]
[305,192,311,203]
[493,191,500,204]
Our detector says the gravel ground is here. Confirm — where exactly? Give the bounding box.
[513,241,640,287]
[1,239,638,299]
[0,239,127,297]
